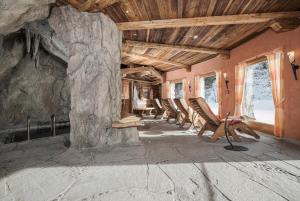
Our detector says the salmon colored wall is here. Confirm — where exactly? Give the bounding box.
[164,27,300,141]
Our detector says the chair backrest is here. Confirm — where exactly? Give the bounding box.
[174,98,189,117]
[151,99,163,111]
[189,97,220,126]
[154,99,163,109]
[162,98,178,115]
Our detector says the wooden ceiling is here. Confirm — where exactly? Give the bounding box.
[61,0,300,73]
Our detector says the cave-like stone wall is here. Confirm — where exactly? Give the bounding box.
[49,6,122,148]
[0,0,55,35]
[0,33,70,129]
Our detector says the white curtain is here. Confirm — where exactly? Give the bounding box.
[133,86,146,109]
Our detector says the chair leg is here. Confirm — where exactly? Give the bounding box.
[175,113,181,124]
[154,110,158,119]
[166,115,170,123]
[179,120,185,128]
[198,123,208,136]
[161,111,167,120]
[210,123,224,142]
[235,123,260,139]
[228,126,241,142]
[188,124,194,130]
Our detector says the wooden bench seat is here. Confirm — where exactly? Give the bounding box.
[112,121,144,128]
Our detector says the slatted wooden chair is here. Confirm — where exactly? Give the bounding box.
[173,98,192,127]
[151,99,165,118]
[189,97,259,142]
[161,98,180,123]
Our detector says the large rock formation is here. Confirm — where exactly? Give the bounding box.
[0,33,70,128]
[0,34,24,77]
[27,20,68,62]
[48,6,122,148]
[0,0,55,35]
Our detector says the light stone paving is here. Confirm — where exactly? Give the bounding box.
[1,119,300,201]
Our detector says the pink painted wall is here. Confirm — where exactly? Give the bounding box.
[164,27,300,141]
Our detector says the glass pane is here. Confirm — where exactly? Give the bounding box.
[242,60,275,124]
[199,75,218,115]
[174,82,183,98]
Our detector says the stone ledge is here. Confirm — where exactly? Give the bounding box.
[109,127,140,146]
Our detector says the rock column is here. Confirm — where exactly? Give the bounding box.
[49,6,122,148]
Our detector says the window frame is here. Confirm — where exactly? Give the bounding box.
[196,72,219,115]
[170,79,185,99]
[241,56,275,125]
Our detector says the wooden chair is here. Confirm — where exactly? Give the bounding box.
[161,98,180,123]
[173,98,192,127]
[189,97,260,142]
[151,99,165,118]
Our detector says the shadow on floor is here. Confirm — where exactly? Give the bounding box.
[1,118,300,201]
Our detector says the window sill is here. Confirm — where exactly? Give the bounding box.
[244,120,274,135]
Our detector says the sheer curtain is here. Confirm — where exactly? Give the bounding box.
[182,79,186,98]
[267,50,284,137]
[234,63,247,116]
[162,81,170,98]
[216,71,222,117]
[194,76,200,97]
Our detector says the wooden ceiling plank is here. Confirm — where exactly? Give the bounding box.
[207,0,217,16]
[121,66,163,82]
[124,40,229,55]
[122,77,155,84]
[64,0,120,11]
[94,0,120,10]
[118,11,300,30]
[122,52,189,69]
[146,29,150,42]
[177,0,183,18]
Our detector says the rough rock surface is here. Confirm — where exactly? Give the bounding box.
[0,34,24,78]
[0,33,70,128]
[49,6,122,148]
[27,20,68,62]
[0,0,55,35]
[109,127,140,145]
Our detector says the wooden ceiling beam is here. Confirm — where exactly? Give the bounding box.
[124,40,229,55]
[122,77,160,85]
[270,18,300,32]
[61,0,120,11]
[121,66,163,82]
[122,52,190,70]
[118,11,300,30]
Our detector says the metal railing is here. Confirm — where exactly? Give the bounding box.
[1,114,70,143]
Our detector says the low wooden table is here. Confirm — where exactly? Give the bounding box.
[133,107,155,117]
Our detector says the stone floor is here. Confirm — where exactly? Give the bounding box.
[1,118,300,201]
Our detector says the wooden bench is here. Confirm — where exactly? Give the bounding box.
[112,121,144,128]
[110,116,143,145]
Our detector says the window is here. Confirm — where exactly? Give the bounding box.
[242,59,275,124]
[171,81,184,99]
[199,74,218,115]
[143,87,150,99]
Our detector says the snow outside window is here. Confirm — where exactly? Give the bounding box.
[242,59,275,124]
[199,74,218,115]
[171,82,184,99]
